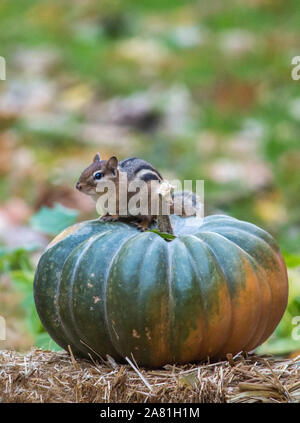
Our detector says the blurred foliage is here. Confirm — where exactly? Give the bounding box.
[0,0,300,355]
[0,204,78,351]
[257,264,300,355]
[30,203,79,235]
[0,245,58,350]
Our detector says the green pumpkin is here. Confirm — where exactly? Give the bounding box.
[34,215,288,368]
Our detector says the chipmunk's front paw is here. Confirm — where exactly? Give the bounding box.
[132,218,152,232]
[132,222,147,232]
[100,215,120,222]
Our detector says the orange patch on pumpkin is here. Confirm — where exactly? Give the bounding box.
[189,279,232,361]
[46,223,84,250]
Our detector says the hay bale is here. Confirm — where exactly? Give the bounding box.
[0,349,299,403]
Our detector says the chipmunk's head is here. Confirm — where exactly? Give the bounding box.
[76,153,119,197]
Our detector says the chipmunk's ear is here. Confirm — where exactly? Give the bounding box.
[107,156,118,170]
[93,153,101,162]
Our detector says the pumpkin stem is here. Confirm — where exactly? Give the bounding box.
[156,194,174,236]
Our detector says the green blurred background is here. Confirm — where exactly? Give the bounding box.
[0,0,300,357]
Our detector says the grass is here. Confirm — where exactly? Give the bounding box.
[0,349,299,403]
[1,0,300,359]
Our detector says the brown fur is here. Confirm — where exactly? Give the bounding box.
[76,155,161,230]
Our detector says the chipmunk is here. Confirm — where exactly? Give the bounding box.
[76,153,200,232]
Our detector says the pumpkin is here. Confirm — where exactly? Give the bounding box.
[34,214,288,368]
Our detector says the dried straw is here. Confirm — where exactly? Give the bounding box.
[0,349,299,403]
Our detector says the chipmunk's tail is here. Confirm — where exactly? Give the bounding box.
[170,191,203,217]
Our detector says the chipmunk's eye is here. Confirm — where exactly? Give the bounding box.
[94,172,104,180]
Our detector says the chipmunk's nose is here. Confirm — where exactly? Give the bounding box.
[76,182,82,191]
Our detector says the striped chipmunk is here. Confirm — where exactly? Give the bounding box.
[76,153,201,232]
